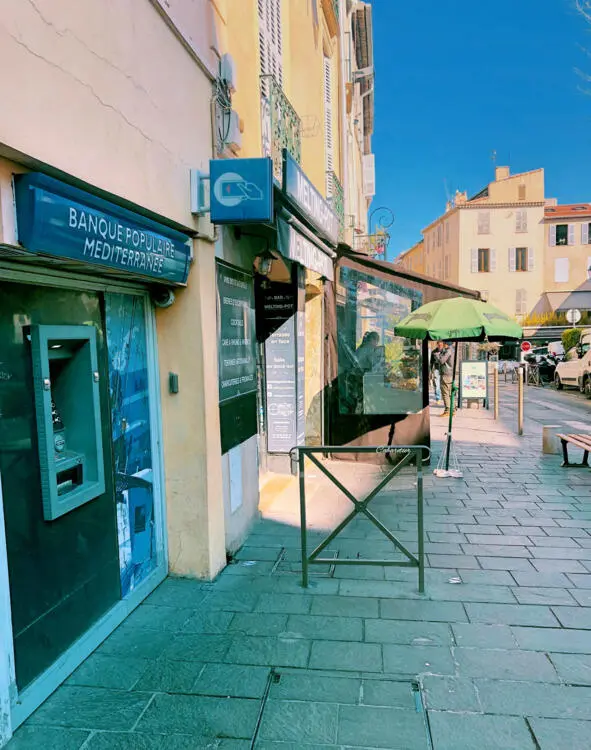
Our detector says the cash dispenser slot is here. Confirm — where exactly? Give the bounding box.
[29,324,105,521]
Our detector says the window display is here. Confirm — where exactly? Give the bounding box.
[337,266,423,415]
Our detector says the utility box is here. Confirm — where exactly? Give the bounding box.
[29,324,105,521]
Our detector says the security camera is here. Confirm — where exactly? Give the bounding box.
[151,288,175,309]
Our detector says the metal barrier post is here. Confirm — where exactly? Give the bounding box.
[417,450,425,593]
[298,450,308,588]
[494,366,499,420]
[518,367,524,436]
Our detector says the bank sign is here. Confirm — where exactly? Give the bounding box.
[14,173,191,285]
[210,158,273,224]
[283,151,339,247]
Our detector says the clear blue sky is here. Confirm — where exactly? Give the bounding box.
[371,0,591,261]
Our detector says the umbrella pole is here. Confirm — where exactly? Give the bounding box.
[444,341,459,471]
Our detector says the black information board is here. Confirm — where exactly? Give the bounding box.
[216,261,257,403]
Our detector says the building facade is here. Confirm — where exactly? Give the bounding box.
[394,239,425,274]
[208,0,376,541]
[418,166,546,321]
[543,202,591,292]
[0,1,227,742]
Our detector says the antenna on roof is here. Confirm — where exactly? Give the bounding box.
[444,178,452,204]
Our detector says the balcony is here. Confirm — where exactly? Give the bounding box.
[327,170,345,242]
[261,75,302,183]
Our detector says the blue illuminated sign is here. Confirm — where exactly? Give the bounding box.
[283,151,339,247]
[210,158,273,224]
[14,173,192,285]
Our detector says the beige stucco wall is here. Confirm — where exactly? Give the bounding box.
[0,0,227,579]
[544,217,591,292]
[457,204,545,318]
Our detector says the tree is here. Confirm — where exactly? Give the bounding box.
[562,327,582,352]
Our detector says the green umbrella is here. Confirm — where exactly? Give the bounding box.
[394,297,522,471]
[394,297,523,342]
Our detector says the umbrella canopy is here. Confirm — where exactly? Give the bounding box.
[394,297,522,341]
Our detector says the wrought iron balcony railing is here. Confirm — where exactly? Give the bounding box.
[327,170,345,241]
[261,75,302,183]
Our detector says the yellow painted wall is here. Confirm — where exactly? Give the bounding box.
[457,204,545,318]
[217,0,342,196]
[0,0,227,579]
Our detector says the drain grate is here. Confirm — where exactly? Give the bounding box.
[271,546,338,577]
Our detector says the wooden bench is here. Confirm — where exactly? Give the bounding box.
[556,433,591,467]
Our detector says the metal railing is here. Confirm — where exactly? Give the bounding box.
[295,445,428,592]
[327,170,345,241]
[261,75,302,183]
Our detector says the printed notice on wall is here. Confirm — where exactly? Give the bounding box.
[258,279,298,454]
[216,262,257,403]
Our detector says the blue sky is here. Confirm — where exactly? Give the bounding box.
[371,0,591,261]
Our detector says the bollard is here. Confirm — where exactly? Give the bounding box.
[494,366,499,420]
[518,366,524,436]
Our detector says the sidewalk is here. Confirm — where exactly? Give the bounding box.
[8,391,591,749]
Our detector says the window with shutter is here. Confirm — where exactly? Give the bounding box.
[323,55,334,197]
[477,212,490,235]
[515,247,527,272]
[554,258,569,283]
[516,210,527,233]
[527,247,534,272]
[568,224,576,246]
[489,248,497,272]
[445,221,449,243]
[556,224,568,246]
[515,289,527,315]
[477,248,490,272]
[508,247,516,272]
[518,184,526,201]
[471,249,478,273]
[582,223,590,245]
[549,225,557,247]
[258,0,283,97]
[587,257,591,279]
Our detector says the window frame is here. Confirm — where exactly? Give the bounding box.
[478,248,490,273]
[515,247,528,272]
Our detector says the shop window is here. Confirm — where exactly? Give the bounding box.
[337,266,423,416]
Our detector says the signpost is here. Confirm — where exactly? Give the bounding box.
[566,308,582,325]
[216,262,257,403]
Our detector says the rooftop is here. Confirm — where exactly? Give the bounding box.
[544,203,591,219]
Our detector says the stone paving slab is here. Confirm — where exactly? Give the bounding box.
[9,390,591,749]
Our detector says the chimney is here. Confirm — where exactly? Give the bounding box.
[455,190,467,206]
[545,198,558,207]
[495,166,510,181]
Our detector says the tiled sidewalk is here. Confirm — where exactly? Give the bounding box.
[8,403,591,749]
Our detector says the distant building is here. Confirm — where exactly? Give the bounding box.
[394,239,425,274]
[418,166,546,321]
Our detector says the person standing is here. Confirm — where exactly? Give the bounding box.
[431,340,454,416]
[429,346,442,404]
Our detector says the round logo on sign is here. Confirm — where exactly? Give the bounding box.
[521,341,532,353]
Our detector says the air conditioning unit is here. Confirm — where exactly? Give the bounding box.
[220,53,237,93]
[226,110,242,152]
[362,153,375,197]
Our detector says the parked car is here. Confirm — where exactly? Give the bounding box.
[554,331,591,395]
[524,344,563,383]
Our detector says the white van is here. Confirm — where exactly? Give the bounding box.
[554,330,591,395]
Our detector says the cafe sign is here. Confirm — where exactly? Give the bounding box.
[14,172,192,285]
